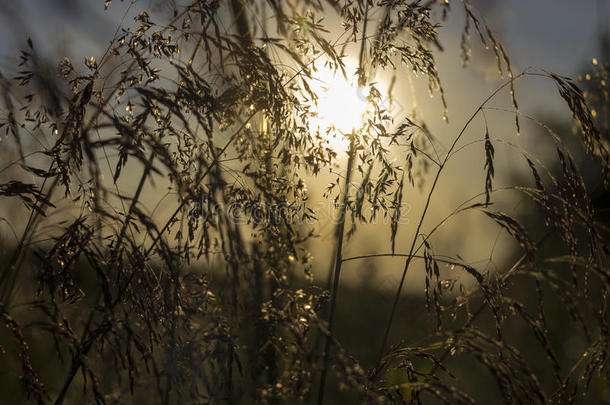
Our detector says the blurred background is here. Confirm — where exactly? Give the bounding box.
[0,1,608,403]
[1,0,607,286]
[0,0,610,282]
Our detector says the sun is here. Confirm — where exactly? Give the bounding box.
[309,60,369,150]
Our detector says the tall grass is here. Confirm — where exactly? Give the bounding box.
[0,1,608,404]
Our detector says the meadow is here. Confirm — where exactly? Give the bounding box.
[0,1,609,403]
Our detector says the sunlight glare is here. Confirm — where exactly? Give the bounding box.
[310,61,369,150]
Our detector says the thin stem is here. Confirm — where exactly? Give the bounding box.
[141,109,257,262]
[316,3,371,401]
[342,253,468,268]
[53,151,155,405]
[375,72,526,366]
[316,135,356,405]
[229,0,252,44]
[426,229,555,374]
[0,162,58,305]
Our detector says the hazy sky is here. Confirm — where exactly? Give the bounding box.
[0,0,606,288]
[478,0,605,74]
[0,1,604,75]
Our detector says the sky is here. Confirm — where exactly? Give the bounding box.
[0,0,606,289]
[479,0,604,71]
[0,0,604,75]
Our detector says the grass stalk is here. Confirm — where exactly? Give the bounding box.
[376,72,526,365]
[316,134,356,405]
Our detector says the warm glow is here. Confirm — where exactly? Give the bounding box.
[309,60,369,150]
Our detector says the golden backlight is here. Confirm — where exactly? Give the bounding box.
[309,60,369,150]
